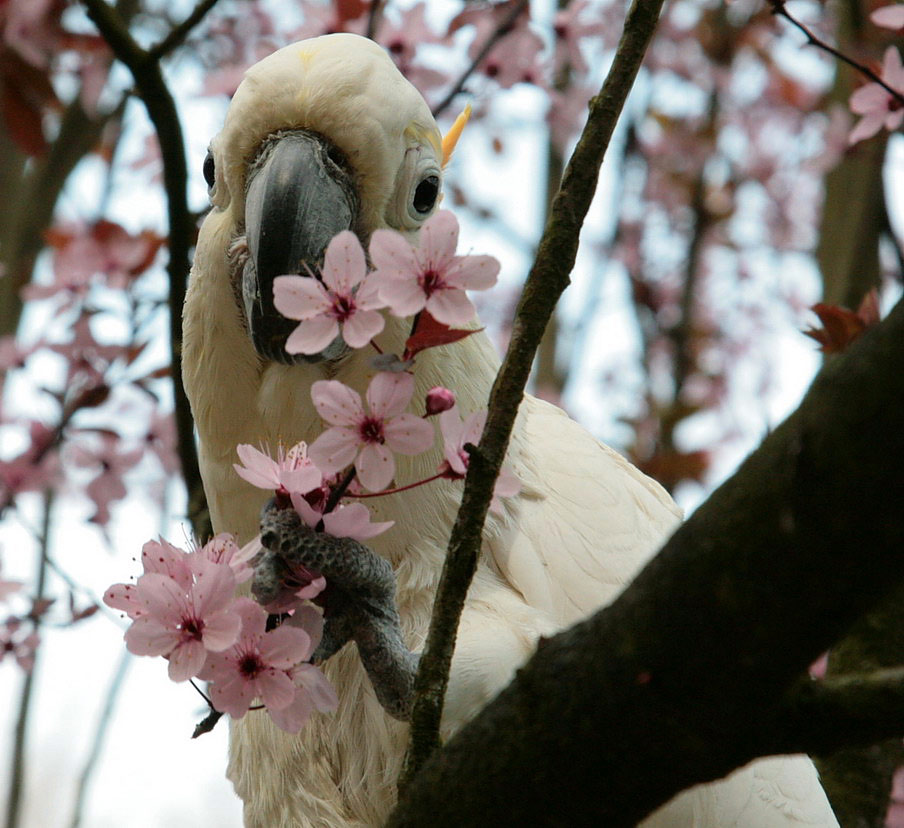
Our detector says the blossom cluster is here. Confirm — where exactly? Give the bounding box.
[0,560,38,672]
[107,211,518,734]
[105,535,336,733]
[847,6,904,145]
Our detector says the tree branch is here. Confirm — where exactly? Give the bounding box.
[770,669,904,757]
[147,0,224,61]
[81,0,211,540]
[431,0,531,119]
[402,0,666,785]
[389,294,904,826]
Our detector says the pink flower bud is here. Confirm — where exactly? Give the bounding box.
[425,387,456,416]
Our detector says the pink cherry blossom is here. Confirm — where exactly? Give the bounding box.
[267,659,339,733]
[370,211,499,326]
[200,598,323,722]
[439,406,520,513]
[0,620,40,672]
[308,372,435,492]
[69,433,144,526]
[233,441,322,497]
[122,557,241,682]
[290,494,394,542]
[425,386,456,416]
[274,231,386,354]
[848,47,904,144]
[871,5,904,30]
[196,533,254,585]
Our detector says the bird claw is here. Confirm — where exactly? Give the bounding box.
[254,500,419,720]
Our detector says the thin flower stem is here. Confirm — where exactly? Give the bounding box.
[189,678,214,707]
[769,0,904,105]
[68,651,131,828]
[350,472,448,498]
[4,490,53,828]
[370,339,384,355]
[431,0,531,118]
[323,467,359,515]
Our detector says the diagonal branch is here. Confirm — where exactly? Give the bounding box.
[389,294,904,826]
[81,0,212,540]
[431,0,530,119]
[402,0,666,786]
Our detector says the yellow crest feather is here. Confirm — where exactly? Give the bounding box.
[442,103,472,167]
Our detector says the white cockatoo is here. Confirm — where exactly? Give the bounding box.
[183,33,837,828]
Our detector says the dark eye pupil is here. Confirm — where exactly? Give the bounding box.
[413,175,439,214]
[203,152,215,188]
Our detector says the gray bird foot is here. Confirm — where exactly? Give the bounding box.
[254,500,419,720]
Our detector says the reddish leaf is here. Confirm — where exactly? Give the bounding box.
[804,289,881,354]
[404,311,481,359]
[636,449,710,490]
[334,0,368,27]
[0,47,61,156]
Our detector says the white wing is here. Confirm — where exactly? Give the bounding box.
[490,393,682,627]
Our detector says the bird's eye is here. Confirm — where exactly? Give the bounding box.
[203,151,215,189]
[413,175,439,214]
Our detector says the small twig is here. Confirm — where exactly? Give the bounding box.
[401,0,668,787]
[81,0,211,541]
[4,491,53,828]
[431,0,531,119]
[365,0,386,41]
[770,668,904,756]
[323,467,359,514]
[770,0,904,105]
[68,651,131,828]
[148,0,223,61]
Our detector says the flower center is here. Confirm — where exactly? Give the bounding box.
[181,616,203,640]
[239,653,264,679]
[418,269,444,297]
[359,417,385,444]
[332,293,356,322]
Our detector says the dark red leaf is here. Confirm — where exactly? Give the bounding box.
[404,312,481,359]
[803,289,881,354]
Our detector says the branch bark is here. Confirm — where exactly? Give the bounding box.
[81,0,219,540]
[402,0,667,785]
[389,293,904,825]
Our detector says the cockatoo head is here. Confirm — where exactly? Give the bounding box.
[205,33,445,364]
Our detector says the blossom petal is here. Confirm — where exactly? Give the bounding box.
[378,275,429,318]
[355,442,395,492]
[124,617,176,657]
[256,669,297,710]
[383,413,435,455]
[260,625,312,669]
[367,372,415,419]
[322,502,394,541]
[286,316,340,355]
[210,671,256,718]
[201,610,242,652]
[369,228,420,277]
[309,427,360,475]
[135,573,186,625]
[871,5,904,29]
[167,639,208,682]
[321,230,367,293]
[446,255,499,291]
[341,309,384,348]
[192,557,237,617]
[426,288,477,326]
[420,210,459,271]
[295,663,339,712]
[273,275,331,320]
[268,687,314,733]
[311,380,364,427]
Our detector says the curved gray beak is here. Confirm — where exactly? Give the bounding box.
[242,130,358,364]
